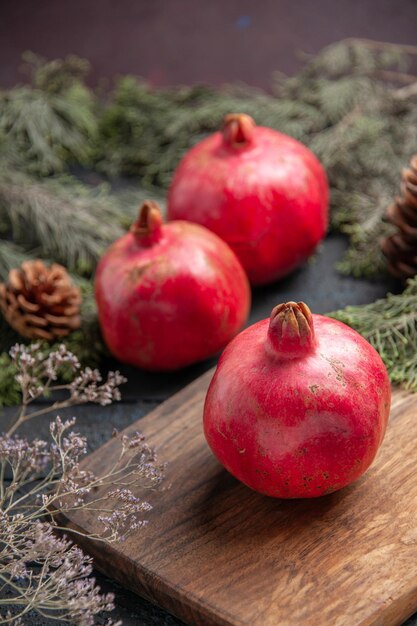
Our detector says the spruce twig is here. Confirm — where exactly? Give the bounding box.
[378,70,417,85]
[394,81,417,100]
[0,53,96,175]
[329,277,417,390]
[343,38,417,56]
[93,39,417,277]
[0,241,33,281]
[0,352,20,407]
[0,168,140,275]
[2,39,417,279]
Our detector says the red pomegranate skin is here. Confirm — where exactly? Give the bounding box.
[168,114,329,285]
[95,201,251,371]
[204,302,391,498]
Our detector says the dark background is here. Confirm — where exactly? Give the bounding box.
[1,1,417,625]
[1,0,417,89]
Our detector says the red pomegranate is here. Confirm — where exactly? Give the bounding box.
[204,301,391,498]
[168,114,329,286]
[95,201,250,371]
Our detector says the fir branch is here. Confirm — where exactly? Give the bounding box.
[58,275,106,369]
[0,241,33,282]
[0,274,104,384]
[21,51,91,94]
[0,53,96,175]
[329,277,417,390]
[344,38,417,57]
[2,40,417,278]
[394,81,417,100]
[0,169,138,276]
[92,39,417,276]
[0,327,106,405]
[330,183,395,278]
[0,353,20,408]
[0,86,95,176]
[0,317,21,356]
[0,345,164,625]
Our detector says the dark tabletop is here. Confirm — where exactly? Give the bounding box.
[2,1,417,624]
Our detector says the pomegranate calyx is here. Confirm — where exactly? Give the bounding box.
[131,201,163,245]
[222,113,255,148]
[267,301,316,359]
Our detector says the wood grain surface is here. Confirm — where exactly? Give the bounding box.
[61,371,417,626]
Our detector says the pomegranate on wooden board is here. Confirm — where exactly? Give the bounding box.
[204,301,391,498]
[168,114,329,285]
[95,201,250,371]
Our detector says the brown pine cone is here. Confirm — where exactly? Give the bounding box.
[381,155,417,280]
[0,260,82,340]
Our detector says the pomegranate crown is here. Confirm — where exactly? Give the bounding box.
[222,113,255,147]
[267,301,316,359]
[131,200,163,245]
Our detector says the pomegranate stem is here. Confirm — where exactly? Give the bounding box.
[267,301,316,359]
[222,113,255,147]
[131,201,163,245]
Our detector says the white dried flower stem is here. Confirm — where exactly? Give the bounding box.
[0,342,165,625]
[7,343,127,436]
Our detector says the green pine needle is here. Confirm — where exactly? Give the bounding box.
[329,277,417,390]
[0,168,155,275]
[0,240,34,281]
[0,352,20,408]
[0,53,96,175]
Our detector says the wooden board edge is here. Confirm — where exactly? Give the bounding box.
[57,512,242,626]
[364,585,417,626]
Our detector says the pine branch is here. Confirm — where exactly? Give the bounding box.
[343,38,417,56]
[0,241,33,281]
[331,183,395,277]
[21,51,91,94]
[2,40,416,278]
[0,86,95,176]
[0,316,21,358]
[0,317,106,406]
[0,172,163,373]
[93,40,417,277]
[63,275,108,368]
[0,168,142,275]
[329,277,417,390]
[0,352,20,407]
[394,81,417,100]
[0,53,96,175]
[0,274,104,404]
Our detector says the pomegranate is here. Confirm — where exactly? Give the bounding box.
[95,201,250,371]
[168,114,329,285]
[204,301,391,498]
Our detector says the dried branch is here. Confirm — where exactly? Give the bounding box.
[6,343,126,436]
[0,342,165,624]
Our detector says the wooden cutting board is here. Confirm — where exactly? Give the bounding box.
[62,371,417,626]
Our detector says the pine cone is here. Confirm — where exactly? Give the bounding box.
[381,155,417,279]
[0,260,81,340]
